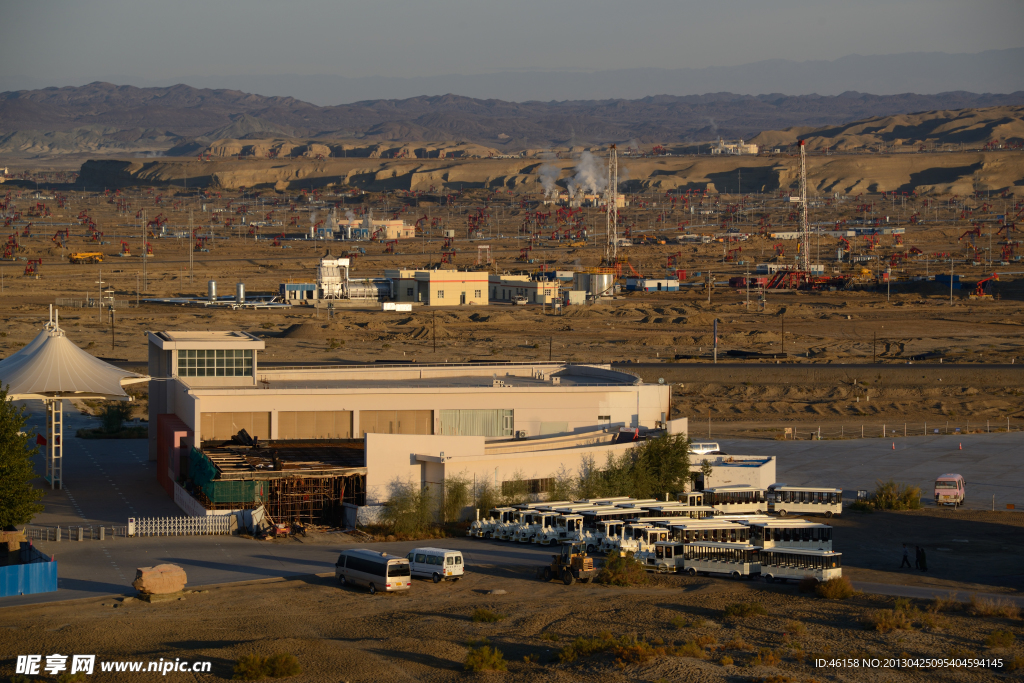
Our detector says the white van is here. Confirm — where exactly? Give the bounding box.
[406,547,465,583]
[336,549,411,594]
[691,442,721,455]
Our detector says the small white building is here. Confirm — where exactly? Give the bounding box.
[691,455,776,489]
[710,139,759,155]
[489,274,560,304]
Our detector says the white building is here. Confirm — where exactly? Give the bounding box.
[710,139,759,155]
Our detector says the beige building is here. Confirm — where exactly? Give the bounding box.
[385,269,489,306]
[711,138,759,155]
[147,331,678,521]
[489,274,560,304]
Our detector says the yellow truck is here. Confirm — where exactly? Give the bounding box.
[69,252,104,264]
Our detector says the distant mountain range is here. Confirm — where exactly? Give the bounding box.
[2,82,1023,158]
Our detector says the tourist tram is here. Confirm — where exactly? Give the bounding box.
[680,541,761,578]
[702,485,769,514]
[748,520,833,550]
[758,548,842,584]
[666,520,750,544]
[766,484,843,517]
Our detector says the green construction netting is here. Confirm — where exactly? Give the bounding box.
[189,447,262,504]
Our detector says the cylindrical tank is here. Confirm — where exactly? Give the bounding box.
[208,280,217,302]
[572,272,590,294]
[348,278,392,300]
[236,283,245,304]
[590,272,615,297]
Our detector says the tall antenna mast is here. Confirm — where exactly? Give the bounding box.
[189,207,194,284]
[799,140,809,272]
[606,144,618,262]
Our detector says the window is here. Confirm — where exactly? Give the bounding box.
[415,554,426,563]
[178,349,253,377]
[406,287,413,296]
[454,556,462,565]
[474,290,481,298]
[387,562,410,577]
[437,290,445,299]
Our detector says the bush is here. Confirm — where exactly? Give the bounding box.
[232,653,302,680]
[723,637,754,651]
[930,592,962,613]
[695,635,717,648]
[675,641,708,659]
[816,576,856,600]
[918,610,948,630]
[785,620,807,636]
[671,614,706,629]
[985,629,1016,649]
[868,480,922,510]
[849,498,874,513]
[970,595,1020,619]
[598,551,649,586]
[558,632,616,662]
[441,474,470,523]
[380,479,436,535]
[1005,655,1024,672]
[100,401,134,433]
[864,609,914,633]
[719,655,734,666]
[750,648,782,667]
[610,634,665,665]
[723,602,767,619]
[472,608,506,623]
[465,644,508,672]
[539,631,560,642]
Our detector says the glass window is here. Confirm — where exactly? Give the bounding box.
[437,290,445,299]
[406,288,413,296]
[176,349,253,377]
[455,556,462,564]
[474,290,481,298]
[446,556,454,565]
[782,528,791,542]
[388,562,410,577]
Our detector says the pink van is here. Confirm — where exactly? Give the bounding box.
[934,473,965,507]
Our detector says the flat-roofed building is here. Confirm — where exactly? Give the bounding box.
[147,331,676,523]
[385,269,489,306]
[488,274,560,304]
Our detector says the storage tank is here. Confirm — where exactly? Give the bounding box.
[590,272,615,297]
[208,280,217,302]
[236,283,245,304]
[572,272,590,294]
[348,278,392,300]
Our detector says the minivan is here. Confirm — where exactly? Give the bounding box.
[336,549,411,594]
[406,547,465,582]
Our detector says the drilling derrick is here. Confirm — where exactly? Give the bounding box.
[606,144,619,262]
[799,140,809,272]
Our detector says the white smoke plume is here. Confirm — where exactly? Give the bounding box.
[627,139,640,152]
[707,118,719,138]
[567,151,607,199]
[345,209,357,222]
[538,161,561,198]
[310,211,318,224]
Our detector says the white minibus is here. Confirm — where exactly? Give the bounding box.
[336,549,411,594]
[767,484,843,517]
[406,548,465,583]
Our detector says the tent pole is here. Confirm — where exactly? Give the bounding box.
[47,399,63,490]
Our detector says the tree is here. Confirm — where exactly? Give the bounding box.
[0,387,45,527]
[101,401,133,433]
[600,434,692,499]
[441,473,470,523]
[701,459,714,489]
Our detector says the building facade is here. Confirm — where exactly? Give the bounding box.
[385,269,489,306]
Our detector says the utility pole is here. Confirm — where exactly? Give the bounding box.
[141,208,147,293]
[799,140,810,272]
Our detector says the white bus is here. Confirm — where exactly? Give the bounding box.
[336,549,411,594]
[667,520,750,544]
[758,548,842,584]
[748,520,833,550]
[767,485,843,517]
[703,485,768,514]
[680,541,760,579]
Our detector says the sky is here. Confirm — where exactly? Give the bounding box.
[1,0,1022,102]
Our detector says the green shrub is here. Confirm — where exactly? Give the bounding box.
[985,629,1015,649]
[539,631,560,642]
[610,634,664,665]
[1005,655,1024,672]
[671,614,706,629]
[598,551,649,586]
[558,632,616,662]
[472,608,506,623]
[675,641,707,659]
[868,480,922,510]
[723,602,767,619]
[864,609,914,633]
[233,655,266,680]
[750,648,782,667]
[849,498,874,513]
[695,635,717,648]
[232,653,301,680]
[816,576,856,600]
[465,645,507,672]
[785,620,807,636]
[719,655,734,666]
[723,637,754,651]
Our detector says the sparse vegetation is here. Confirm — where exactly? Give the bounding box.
[232,653,301,680]
[472,608,506,623]
[970,595,1020,619]
[750,647,782,667]
[815,576,856,600]
[719,655,734,666]
[464,641,507,672]
[597,551,649,586]
[929,592,962,613]
[723,602,767,619]
[985,629,1015,649]
[857,479,922,510]
[864,608,914,633]
[785,620,807,636]
[675,640,708,659]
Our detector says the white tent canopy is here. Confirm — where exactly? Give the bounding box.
[0,309,147,401]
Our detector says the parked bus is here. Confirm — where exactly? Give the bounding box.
[666,520,750,544]
[767,484,843,517]
[934,474,965,507]
[406,548,464,583]
[637,503,717,519]
[495,509,532,541]
[680,541,760,578]
[677,492,705,507]
[702,485,768,514]
[758,548,842,584]
[336,549,411,594]
[748,520,833,550]
[580,507,644,529]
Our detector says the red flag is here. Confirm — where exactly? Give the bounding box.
[36,433,47,446]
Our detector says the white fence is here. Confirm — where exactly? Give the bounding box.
[128,515,233,537]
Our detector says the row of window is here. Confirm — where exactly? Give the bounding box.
[683,545,759,562]
[434,290,482,299]
[502,478,554,496]
[751,527,833,543]
[177,349,253,377]
[707,491,767,504]
[671,527,750,543]
[770,491,840,504]
[761,552,842,569]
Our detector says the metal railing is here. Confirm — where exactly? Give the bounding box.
[128,515,232,537]
[24,525,128,541]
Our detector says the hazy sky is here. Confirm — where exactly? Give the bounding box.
[2,0,1022,97]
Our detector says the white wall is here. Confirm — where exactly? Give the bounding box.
[691,456,776,489]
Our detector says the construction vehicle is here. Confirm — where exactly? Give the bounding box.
[536,540,598,585]
[69,252,104,264]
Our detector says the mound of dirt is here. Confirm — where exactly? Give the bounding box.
[281,322,350,339]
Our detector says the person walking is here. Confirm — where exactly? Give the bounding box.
[914,546,922,570]
[920,547,928,572]
[900,544,912,568]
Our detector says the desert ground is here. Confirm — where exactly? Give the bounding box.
[2,175,1023,437]
[2,509,1022,682]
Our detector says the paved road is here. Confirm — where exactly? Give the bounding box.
[720,433,1024,511]
[5,401,1022,608]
